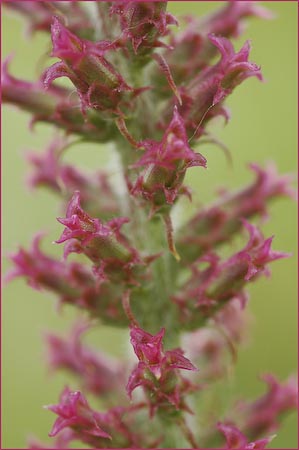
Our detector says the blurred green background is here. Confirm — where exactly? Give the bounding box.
[2,2,297,448]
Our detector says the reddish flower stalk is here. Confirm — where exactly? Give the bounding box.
[4,1,296,448]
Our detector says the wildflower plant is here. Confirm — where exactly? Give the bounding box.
[3,1,297,449]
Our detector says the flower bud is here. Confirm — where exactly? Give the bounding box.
[2,58,111,141]
[217,422,274,450]
[27,139,120,219]
[110,1,177,55]
[127,326,197,416]
[4,1,93,38]
[177,163,296,263]
[131,107,206,212]
[173,222,288,329]
[239,374,298,438]
[46,388,111,442]
[198,2,273,39]
[151,2,270,98]
[44,17,135,114]
[56,192,144,284]
[183,300,249,381]
[162,35,262,139]
[46,322,125,397]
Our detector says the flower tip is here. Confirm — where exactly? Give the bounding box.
[172,247,181,262]
[2,54,14,81]
[269,434,277,442]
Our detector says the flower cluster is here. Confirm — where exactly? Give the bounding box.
[127,326,198,417]
[131,106,207,213]
[173,221,288,329]
[4,1,297,449]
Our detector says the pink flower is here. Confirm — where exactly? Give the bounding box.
[217,422,274,449]
[26,139,62,193]
[3,1,93,37]
[173,222,288,328]
[167,35,262,139]
[57,192,129,259]
[56,192,147,285]
[91,404,152,448]
[236,220,288,280]
[152,2,270,97]
[2,57,110,141]
[110,1,177,54]
[46,322,125,397]
[198,2,273,39]
[127,326,197,416]
[177,163,296,263]
[7,234,142,324]
[44,17,136,114]
[47,389,152,448]
[239,374,298,437]
[28,430,73,449]
[184,300,249,382]
[6,233,77,293]
[27,139,120,219]
[131,107,206,211]
[6,234,98,314]
[46,387,111,440]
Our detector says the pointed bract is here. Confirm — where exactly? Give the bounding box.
[46,387,111,439]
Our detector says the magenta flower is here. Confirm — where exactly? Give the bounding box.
[46,387,111,440]
[153,1,270,96]
[4,2,296,448]
[239,374,298,437]
[3,1,93,37]
[2,57,111,141]
[6,232,98,296]
[28,430,73,449]
[178,163,296,262]
[131,107,206,210]
[27,138,120,218]
[184,300,249,381]
[110,1,177,54]
[46,322,125,397]
[7,234,143,324]
[235,220,289,280]
[173,221,288,328]
[56,192,135,271]
[127,326,197,416]
[172,35,262,138]
[26,139,62,193]
[217,422,274,450]
[198,2,273,39]
[44,17,136,114]
[47,388,154,448]
[6,233,76,293]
